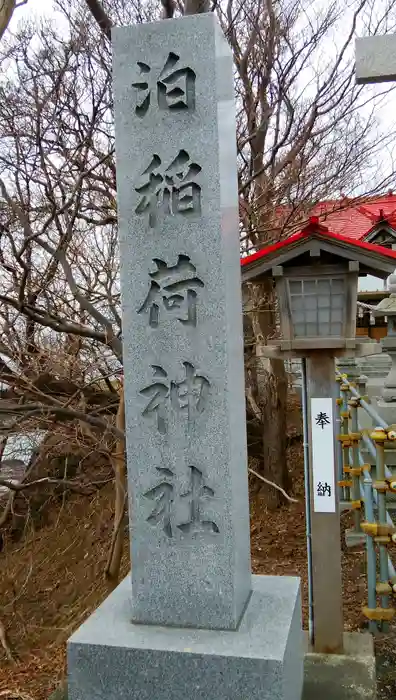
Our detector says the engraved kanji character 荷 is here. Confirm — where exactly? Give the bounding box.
[138,255,204,328]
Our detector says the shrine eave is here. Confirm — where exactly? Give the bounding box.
[241,217,396,283]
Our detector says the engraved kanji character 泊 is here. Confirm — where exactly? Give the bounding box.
[138,255,204,328]
[135,150,202,228]
[132,61,152,117]
[158,52,195,111]
[132,52,196,117]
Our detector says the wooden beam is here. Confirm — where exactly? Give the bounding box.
[306,353,344,654]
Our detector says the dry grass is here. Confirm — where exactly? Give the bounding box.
[0,483,130,699]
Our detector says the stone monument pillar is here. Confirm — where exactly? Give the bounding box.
[113,11,251,627]
[67,15,303,700]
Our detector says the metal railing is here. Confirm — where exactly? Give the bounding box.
[336,372,396,633]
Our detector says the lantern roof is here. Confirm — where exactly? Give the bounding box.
[241,217,396,283]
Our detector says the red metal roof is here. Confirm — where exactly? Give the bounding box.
[306,193,396,241]
[241,216,396,268]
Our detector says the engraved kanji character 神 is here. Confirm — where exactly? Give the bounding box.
[140,362,210,434]
[170,361,210,422]
[140,365,169,435]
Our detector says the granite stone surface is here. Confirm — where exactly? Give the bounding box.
[356,36,396,84]
[68,575,303,700]
[112,14,251,630]
[304,632,376,700]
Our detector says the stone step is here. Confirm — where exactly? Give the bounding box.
[288,356,393,380]
[358,354,392,378]
[360,448,396,466]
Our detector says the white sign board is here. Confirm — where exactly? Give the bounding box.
[311,397,336,513]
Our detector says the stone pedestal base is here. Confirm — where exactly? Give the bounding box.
[303,632,376,700]
[68,575,303,700]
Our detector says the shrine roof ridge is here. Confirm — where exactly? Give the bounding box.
[241,216,396,269]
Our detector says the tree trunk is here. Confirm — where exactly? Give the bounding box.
[257,352,289,509]
[0,0,16,43]
[105,385,126,586]
[246,280,291,508]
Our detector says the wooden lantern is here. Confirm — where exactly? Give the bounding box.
[241,217,396,354]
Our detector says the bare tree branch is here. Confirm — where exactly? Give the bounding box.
[0,475,111,493]
[83,0,113,39]
[248,467,298,503]
[0,403,124,439]
[0,618,15,663]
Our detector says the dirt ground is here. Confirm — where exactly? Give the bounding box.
[0,440,395,699]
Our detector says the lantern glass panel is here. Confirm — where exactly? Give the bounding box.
[332,295,343,309]
[289,281,302,294]
[287,276,346,338]
[318,280,331,293]
[318,309,330,323]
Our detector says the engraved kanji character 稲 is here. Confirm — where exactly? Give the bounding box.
[165,149,202,218]
[135,150,202,228]
[138,255,204,328]
[134,154,165,228]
